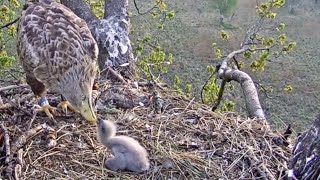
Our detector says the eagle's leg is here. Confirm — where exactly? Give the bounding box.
[34,96,57,119]
[26,74,57,119]
[57,95,78,115]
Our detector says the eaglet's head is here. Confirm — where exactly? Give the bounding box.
[60,61,98,124]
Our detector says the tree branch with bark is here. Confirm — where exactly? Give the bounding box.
[202,1,297,120]
[61,0,135,80]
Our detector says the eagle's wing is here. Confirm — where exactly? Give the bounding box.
[17,0,98,92]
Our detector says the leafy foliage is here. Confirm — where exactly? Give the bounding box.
[132,1,174,78]
[202,66,220,104]
[202,65,235,112]
[0,0,21,74]
[130,1,195,97]
[202,0,296,111]
[86,0,178,85]
[136,41,173,80]
[85,0,104,19]
[284,85,293,93]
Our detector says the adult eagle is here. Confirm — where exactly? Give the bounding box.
[17,0,98,123]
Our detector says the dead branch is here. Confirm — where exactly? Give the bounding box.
[133,0,159,15]
[147,64,156,82]
[27,112,38,130]
[232,56,241,69]
[0,123,12,179]
[253,81,274,99]
[219,68,265,119]
[201,63,220,104]
[14,149,24,180]
[12,125,43,152]
[0,103,13,110]
[137,81,168,88]
[0,84,29,92]
[0,17,20,30]
[7,124,57,180]
[247,149,276,180]
[216,17,267,120]
[211,80,226,111]
[146,63,166,91]
[106,67,128,84]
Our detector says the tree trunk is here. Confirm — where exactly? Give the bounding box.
[61,0,265,119]
[60,0,136,80]
[287,114,320,179]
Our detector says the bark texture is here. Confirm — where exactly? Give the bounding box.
[61,0,135,80]
[60,0,97,23]
[217,48,265,120]
[216,18,266,120]
[287,114,320,180]
[61,0,264,118]
[219,68,265,119]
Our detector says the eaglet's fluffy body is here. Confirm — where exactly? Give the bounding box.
[97,120,150,173]
[17,0,99,122]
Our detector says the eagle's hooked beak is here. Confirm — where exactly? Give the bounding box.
[80,96,97,124]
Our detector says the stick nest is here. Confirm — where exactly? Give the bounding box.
[0,84,292,179]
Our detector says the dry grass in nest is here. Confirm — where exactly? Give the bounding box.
[0,87,291,179]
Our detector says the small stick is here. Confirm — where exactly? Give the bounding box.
[107,67,128,84]
[0,17,20,29]
[211,80,226,111]
[0,84,29,92]
[10,124,57,179]
[42,123,57,148]
[146,64,166,91]
[0,123,12,178]
[27,112,38,130]
[12,125,43,152]
[14,164,22,180]
[0,103,13,110]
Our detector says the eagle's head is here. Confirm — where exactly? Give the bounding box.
[60,61,98,124]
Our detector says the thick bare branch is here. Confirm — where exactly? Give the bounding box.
[60,0,135,79]
[218,68,265,119]
[104,0,129,20]
[84,0,135,79]
[60,0,97,24]
[214,17,268,120]
[219,48,248,71]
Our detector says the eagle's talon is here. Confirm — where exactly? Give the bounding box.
[34,104,57,119]
[57,101,78,115]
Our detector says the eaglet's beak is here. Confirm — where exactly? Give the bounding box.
[80,97,97,124]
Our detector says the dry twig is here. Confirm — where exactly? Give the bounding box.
[0,83,291,179]
[0,123,12,178]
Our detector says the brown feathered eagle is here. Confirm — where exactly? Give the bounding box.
[17,0,98,123]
